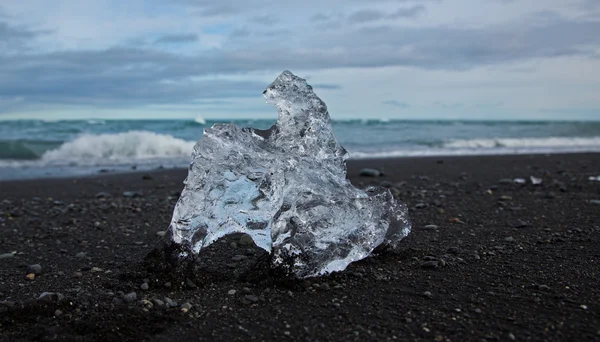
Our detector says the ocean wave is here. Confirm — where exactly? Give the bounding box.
[444,136,600,149]
[194,116,207,125]
[0,140,63,160]
[38,131,196,166]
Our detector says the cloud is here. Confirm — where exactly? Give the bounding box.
[311,83,343,90]
[251,14,278,26]
[349,9,385,23]
[154,33,198,44]
[0,21,38,42]
[0,21,49,52]
[383,100,409,108]
[388,5,425,18]
[0,47,265,111]
[348,5,426,23]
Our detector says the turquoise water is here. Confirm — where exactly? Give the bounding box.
[0,118,599,179]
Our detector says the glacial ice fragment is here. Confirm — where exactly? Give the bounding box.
[168,70,410,278]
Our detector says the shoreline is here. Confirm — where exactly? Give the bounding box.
[1,151,600,184]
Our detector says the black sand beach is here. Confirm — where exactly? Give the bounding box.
[1,153,599,341]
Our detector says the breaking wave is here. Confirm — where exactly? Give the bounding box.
[444,136,600,149]
[38,131,196,166]
[349,136,600,159]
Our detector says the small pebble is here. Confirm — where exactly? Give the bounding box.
[73,272,83,278]
[423,291,432,298]
[152,299,165,308]
[123,292,137,303]
[504,236,515,242]
[423,225,438,230]
[229,242,238,249]
[140,283,149,291]
[181,302,193,313]
[421,261,438,269]
[538,285,550,291]
[90,267,103,273]
[359,168,383,177]
[186,279,197,289]
[25,273,35,280]
[243,295,259,304]
[27,264,43,275]
[239,234,255,246]
[227,290,237,295]
[232,255,248,262]
[38,292,64,302]
[75,252,87,259]
[415,203,427,209]
[155,231,166,237]
[54,309,63,317]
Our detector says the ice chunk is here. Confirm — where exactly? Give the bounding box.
[168,71,410,278]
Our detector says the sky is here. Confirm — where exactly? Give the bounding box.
[0,0,599,121]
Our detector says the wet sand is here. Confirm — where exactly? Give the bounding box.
[1,153,599,341]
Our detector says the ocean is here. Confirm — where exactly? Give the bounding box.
[1,118,599,180]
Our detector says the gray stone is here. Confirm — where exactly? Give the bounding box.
[238,234,255,247]
[140,283,149,291]
[123,191,142,198]
[75,252,87,259]
[38,292,64,302]
[359,168,383,177]
[123,292,137,303]
[27,264,43,275]
[423,225,438,230]
[232,255,248,262]
[243,295,259,304]
[186,279,197,289]
[227,289,237,295]
[95,192,112,199]
[164,297,177,308]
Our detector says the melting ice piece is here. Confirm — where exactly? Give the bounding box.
[168,71,410,278]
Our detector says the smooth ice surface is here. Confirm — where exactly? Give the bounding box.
[168,71,410,277]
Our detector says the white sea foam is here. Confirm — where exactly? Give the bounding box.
[348,136,600,159]
[40,131,195,165]
[194,115,206,125]
[444,136,600,149]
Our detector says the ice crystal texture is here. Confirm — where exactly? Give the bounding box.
[169,71,410,277]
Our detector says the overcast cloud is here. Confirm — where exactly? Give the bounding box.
[0,0,599,120]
